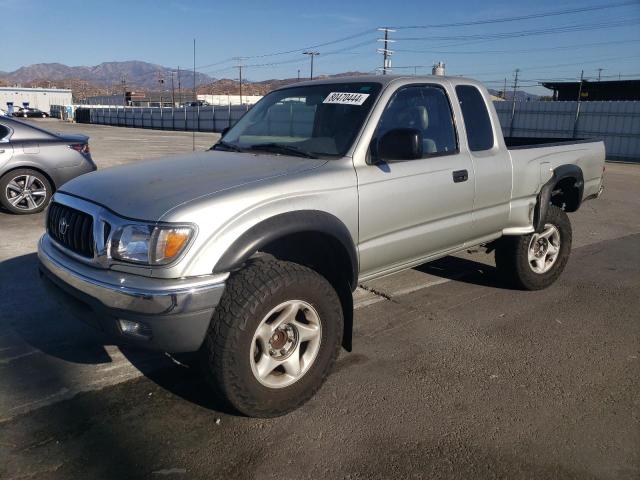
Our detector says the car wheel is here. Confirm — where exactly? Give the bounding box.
[0,169,52,214]
[495,205,572,290]
[200,259,343,417]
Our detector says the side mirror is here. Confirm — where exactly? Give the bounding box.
[374,128,423,163]
[220,126,230,137]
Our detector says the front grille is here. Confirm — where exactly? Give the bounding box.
[47,203,94,258]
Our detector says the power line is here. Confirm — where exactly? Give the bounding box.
[195,28,376,70]
[395,17,640,42]
[200,38,376,75]
[390,0,637,29]
[393,38,640,55]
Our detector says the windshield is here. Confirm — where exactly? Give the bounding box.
[218,82,382,158]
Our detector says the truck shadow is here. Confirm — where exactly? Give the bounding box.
[414,254,509,289]
[0,252,234,416]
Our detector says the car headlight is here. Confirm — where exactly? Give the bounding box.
[111,224,195,265]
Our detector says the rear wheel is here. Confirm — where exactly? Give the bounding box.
[200,259,343,417]
[495,205,572,290]
[0,169,52,214]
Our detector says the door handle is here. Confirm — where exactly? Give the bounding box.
[452,169,468,183]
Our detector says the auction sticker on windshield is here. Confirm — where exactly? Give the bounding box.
[323,92,370,105]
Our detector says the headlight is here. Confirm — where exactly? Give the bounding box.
[111,224,194,265]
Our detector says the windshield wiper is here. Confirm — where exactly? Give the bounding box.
[247,143,318,159]
[211,140,244,152]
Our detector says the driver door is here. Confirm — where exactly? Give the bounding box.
[356,84,475,278]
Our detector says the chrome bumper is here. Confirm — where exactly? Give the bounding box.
[38,234,227,352]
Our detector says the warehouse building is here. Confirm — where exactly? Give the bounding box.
[0,86,72,114]
[541,79,640,101]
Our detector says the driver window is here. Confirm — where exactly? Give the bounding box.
[375,85,458,158]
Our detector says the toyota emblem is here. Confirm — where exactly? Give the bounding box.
[59,217,69,235]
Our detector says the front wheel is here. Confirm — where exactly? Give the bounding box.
[495,205,572,290]
[200,259,343,417]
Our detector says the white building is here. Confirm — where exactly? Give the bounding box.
[0,87,73,114]
[197,94,263,106]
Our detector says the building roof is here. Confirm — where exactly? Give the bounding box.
[541,79,640,101]
[0,86,72,93]
[541,79,640,89]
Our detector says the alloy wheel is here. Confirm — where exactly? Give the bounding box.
[250,300,322,389]
[5,174,48,211]
[528,223,561,274]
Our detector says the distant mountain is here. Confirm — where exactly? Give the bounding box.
[0,62,542,100]
[1,61,214,90]
[488,88,541,101]
[198,72,371,95]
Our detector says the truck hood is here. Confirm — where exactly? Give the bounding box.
[59,150,327,220]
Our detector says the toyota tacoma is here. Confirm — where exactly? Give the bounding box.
[38,75,605,417]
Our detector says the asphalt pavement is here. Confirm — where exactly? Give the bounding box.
[0,120,638,479]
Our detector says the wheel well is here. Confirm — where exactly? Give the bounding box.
[551,177,580,212]
[258,231,355,351]
[0,165,57,192]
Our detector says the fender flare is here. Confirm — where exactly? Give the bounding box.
[213,210,359,290]
[534,164,584,231]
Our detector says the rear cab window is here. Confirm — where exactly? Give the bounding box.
[455,85,495,152]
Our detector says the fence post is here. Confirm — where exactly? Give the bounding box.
[228,103,231,128]
[212,106,216,132]
[184,106,188,131]
[572,70,584,139]
[197,104,200,132]
[508,100,517,137]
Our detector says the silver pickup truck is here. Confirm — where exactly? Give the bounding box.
[38,75,605,417]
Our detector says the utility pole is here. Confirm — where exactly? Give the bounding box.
[157,71,165,107]
[121,75,127,106]
[377,27,395,75]
[573,70,584,139]
[232,57,246,105]
[508,69,520,137]
[502,77,507,100]
[303,51,320,80]
[177,66,182,105]
[597,68,603,81]
[171,71,175,106]
[193,38,197,103]
[297,69,300,81]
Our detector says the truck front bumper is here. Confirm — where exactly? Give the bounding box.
[38,234,227,353]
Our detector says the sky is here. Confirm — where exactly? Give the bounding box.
[2,0,640,94]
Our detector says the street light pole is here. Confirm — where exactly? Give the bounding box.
[303,51,320,80]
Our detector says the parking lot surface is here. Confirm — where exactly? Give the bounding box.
[1,120,639,479]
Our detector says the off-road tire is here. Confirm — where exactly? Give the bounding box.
[0,168,52,214]
[495,205,572,290]
[200,259,343,417]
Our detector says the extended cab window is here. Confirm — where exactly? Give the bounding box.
[455,85,494,152]
[0,125,9,140]
[374,85,457,158]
